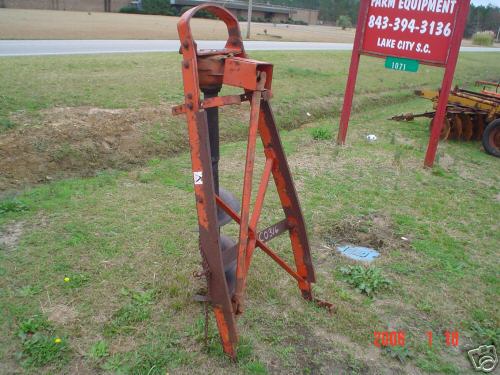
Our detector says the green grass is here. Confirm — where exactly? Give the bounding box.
[0,117,16,132]
[339,265,391,297]
[103,289,156,337]
[0,50,499,373]
[383,345,413,364]
[310,127,332,141]
[15,315,70,369]
[87,340,110,361]
[0,198,29,215]
[0,51,497,131]
[1,51,498,190]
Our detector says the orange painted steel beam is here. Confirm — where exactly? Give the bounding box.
[175,3,323,359]
[215,195,306,285]
[245,157,274,272]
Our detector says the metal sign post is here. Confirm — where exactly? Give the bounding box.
[337,0,471,167]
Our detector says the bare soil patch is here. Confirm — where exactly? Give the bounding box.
[322,214,410,252]
[0,221,24,250]
[46,303,78,325]
[0,105,189,191]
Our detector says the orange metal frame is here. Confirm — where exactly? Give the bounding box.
[173,4,330,359]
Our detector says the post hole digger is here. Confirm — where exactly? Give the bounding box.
[171,4,332,359]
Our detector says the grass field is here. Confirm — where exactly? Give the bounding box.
[1,51,499,190]
[0,50,499,374]
[0,8,356,42]
[1,9,496,47]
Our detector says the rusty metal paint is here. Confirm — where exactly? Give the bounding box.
[172,93,250,116]
[233,83,265,314]
[213,306,236,358]
[249,157,274,234]
[174,3,327,360]
[223,58,273,91]
[216,195,308,286]
[193,112,238,344]
[244,157,275,270]
[258,99,316,284]
[236,74,267,307]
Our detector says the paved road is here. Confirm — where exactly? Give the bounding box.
[1,40,499,56]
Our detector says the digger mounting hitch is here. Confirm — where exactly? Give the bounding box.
[173,4,327,359]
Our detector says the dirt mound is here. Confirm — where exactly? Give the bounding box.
[46,304,78,325]
[0,105,189,191]
[0,221,24,250]
[322,214,410,251]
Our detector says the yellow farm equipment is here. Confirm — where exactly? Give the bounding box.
[392,81,500,157]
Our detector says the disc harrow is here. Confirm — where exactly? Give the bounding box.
[391,82,500,157]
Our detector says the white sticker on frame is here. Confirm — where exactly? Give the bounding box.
[193,171,203,185]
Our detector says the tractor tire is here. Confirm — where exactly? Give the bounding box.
[482,119,500,157]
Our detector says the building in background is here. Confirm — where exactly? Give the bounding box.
[170,0,319,24]
[1,0,129,12]
[292,7,318,25]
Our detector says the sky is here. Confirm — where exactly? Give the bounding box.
[471,0,500,6]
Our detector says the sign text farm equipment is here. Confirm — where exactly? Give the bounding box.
[337,0,471,167]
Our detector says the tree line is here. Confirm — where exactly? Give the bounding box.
[465,4,500,37]
[122,0,499,35]
[266,0,499,34]
[267,0,360,23]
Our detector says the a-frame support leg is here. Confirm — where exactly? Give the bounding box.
[257,99,316,298]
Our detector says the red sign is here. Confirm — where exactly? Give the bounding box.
[336,0,471,167]
[361,0,460,65]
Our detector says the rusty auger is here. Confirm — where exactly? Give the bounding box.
[172,4,331,359]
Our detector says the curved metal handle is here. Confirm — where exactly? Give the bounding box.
[177,4,246,59]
